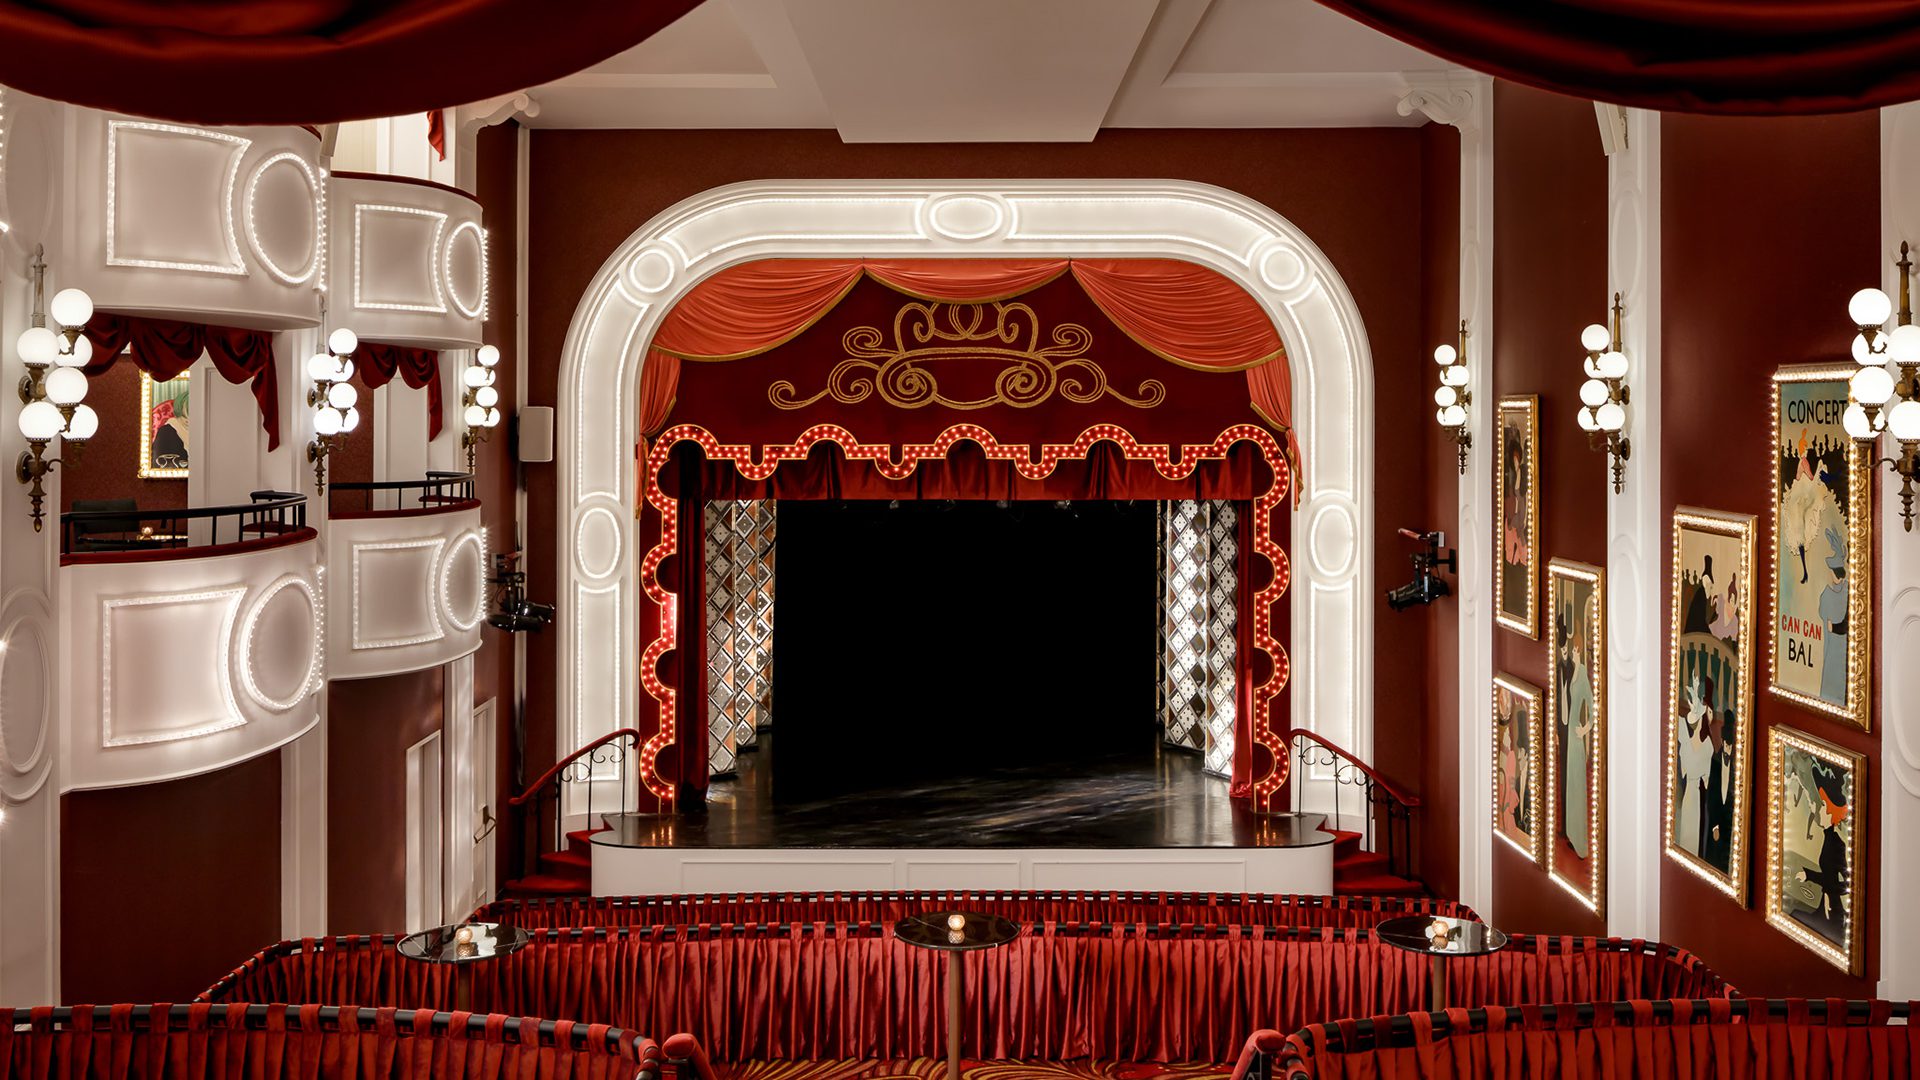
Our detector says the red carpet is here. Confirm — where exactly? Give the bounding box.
[721,1061,1230,1080]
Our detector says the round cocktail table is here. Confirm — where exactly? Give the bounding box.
[894,911,1022,1080]
[1375,914,1509,1011]
[397,921,532,1012]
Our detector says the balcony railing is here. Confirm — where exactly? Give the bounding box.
[328,470,476,515]
[60,490,308,560]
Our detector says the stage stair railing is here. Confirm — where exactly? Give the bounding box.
[1285,727,1421,888]
[507,727,640,893]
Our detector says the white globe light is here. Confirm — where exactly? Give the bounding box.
[1580,323,1611,353]
[308,352,337,382]
[64,404,99,441]
[1852,332,1877,365]
[1579,379,1609,408]
[314,407,343,436]
[1434,386,1458,408]
[1583,356,1604,379]
[475,385,499,408]
[16,325,58,366]
[477,344,501,367]
[55,335,93,369]
[1843,403,1875,439]
[1434,406,1449,426]
[328,327,359,356]
[43,366,87,406]
[1598,350,1629,379]
[1577,407,1599,433]
[327,382,358,410]
[1851,365,1896,406]
[1891,400,1920,441]
[1433,344,1457,366]
[462,365,490,388]
[483,407,501,428]
[1596,401,1626,431]
[17,400,62,441]
[1849,287,1894,328]
[333,358,355,383]
[341,406,361,432]
[1440,364,1469,387]
[464,404,487,427]
[1889,324,1920,365]
[49,287,93,329]
[1442,404,1467,427]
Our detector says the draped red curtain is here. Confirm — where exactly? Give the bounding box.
[0,2,701,125]
[1309,1,1920,115]
[82,314,280,450]
[357,343,444,440]
[205,929,1728,1064]
[639,259,1300,493]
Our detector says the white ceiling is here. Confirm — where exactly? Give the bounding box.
[524,0,1466,139]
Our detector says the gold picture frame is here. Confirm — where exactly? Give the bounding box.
[1766,725,1866,974]
[1492,672,1544,864]
[1545,558,1606,915]
[137,371,189,480]
[1768,364,1871,729]
[1663,507,1756,904]
[1494,396,1540,638]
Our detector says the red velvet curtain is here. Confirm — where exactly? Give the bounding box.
[1,1006,650,1080]
[205,928,1728,1064]
[358,343,444,440]
[0,2,701,125]
[1310,1,1920,115]
[82,314,281,450]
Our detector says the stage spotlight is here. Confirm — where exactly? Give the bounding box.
[487,551,554,632]
[1386,528,1455,611]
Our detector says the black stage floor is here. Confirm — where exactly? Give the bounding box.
[596,735,1329,850]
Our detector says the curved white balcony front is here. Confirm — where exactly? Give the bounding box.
[326,498,487,680]
[326,173,487,349]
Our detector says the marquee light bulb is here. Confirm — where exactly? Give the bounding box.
[328,327,358,356]
[477,344,501,367]
[1852,365,1896,407]
[1432,344,1457,366]
[16,326,57,367]
[1849,287,1894,328]
[55,335,93,369]
[49,287,93,329]
[64,404,99,441]
[1580,323,1611,353]
[44,366,87,406]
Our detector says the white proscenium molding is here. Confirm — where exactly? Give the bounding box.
[554,178,1378,802]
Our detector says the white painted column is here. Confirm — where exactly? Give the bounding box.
[1603,107,1663,941]
[279,324,327,935]
[1877,101,1920,998]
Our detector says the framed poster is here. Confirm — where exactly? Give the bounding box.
[138,371,189,479]
[1664,508,1756,903]
[1767,725,1866,974]
[1769,364,1870,729]
[1495,396,1540,638]
[1493,672,1543,863]
[1545,558,1605,915]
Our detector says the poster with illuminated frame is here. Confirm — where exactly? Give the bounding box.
[138,371,189,479]
[1492,671,1543,864]
[1768,364,1871,730]
[1494,396,1540,638]
[1663,507,1756,904]
[1766,724,1866,974]
[1545,558,1605,915]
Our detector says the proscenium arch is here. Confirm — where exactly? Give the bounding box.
[556,179,1376,808]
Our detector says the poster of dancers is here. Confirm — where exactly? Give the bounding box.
[1546,558,1606,915]
[1767,725,1866,974]
[1495,396,1540,638]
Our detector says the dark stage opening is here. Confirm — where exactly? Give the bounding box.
[771,499,1158,803]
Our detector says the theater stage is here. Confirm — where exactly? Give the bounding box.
[590,737,1334,895]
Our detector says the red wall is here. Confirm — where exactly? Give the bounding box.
[1487,81,1610,936]
[520,128,1458,882]
[60,753,281,1002]
[58,360,189,514]
[327,667,444,932]
[1659,110,1881,996]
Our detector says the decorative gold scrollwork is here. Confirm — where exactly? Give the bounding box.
[768,301,1165,411]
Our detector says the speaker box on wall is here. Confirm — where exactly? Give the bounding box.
[516,406,554,463]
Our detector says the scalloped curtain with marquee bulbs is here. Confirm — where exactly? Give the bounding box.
[634,259,1300,810]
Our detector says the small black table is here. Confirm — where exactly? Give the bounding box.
[894,911,1022,1079]
[396,921,532,1012]
[1374,914,1508,1011]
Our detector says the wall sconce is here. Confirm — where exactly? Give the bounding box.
[1433,319,1471,473]
[460,344,503,471]
[1576,292,1632,494]
[305,326,361,494]
[14,245,97,531]
[1842,241,1920,530]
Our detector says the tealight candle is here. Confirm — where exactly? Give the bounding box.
[946,913,966,931]
[455,926,473,945]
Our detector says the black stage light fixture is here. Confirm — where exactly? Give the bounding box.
[487,551,554,632]
[1386,528,1456,611]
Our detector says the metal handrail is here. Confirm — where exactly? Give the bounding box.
[1286,727,1421,883]
[60,490,307,555]
[508,728,637,884]
[328,470,476,514]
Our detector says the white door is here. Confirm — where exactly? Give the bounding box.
[404,730,444,931]
[450,697,500,917]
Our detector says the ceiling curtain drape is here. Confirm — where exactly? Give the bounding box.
[357,343,444,440]
[0,1,702,126]
[1310,0,1920,115]
[641,258,1302,494]
[81,314,280,450]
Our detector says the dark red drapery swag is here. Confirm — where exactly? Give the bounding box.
[357,343,444,440]
[0,2,701,125]
[1310,0,1920,116]
[82,314,280,450]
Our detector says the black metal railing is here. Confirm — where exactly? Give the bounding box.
[60,490,307,556]
[1286,728,1420,883]
[328,470,475,514]
[507,728,638,883]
